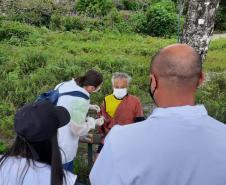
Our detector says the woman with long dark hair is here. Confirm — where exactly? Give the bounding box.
[0,101,76,185]
[56,69,104,172]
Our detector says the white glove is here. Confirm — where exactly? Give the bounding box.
[86,117,96,130]
[69,117,95,137]
[80,134,93,143]
[95,116,104,126]
[89,104,100,113]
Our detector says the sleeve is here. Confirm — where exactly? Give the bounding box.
[134,97,144,117]
[98,101,111,135]
[57,96,91,137]
[89,130,123,185]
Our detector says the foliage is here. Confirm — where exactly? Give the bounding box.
[215,4,226,32]
[0,21,225,141]
[0,21,33,41]
[75,0,114,17]
[0,141,8,154]
[7,0,55,26]
[145,0,178,37]
[196,74,226,123]
[50,14,104,31]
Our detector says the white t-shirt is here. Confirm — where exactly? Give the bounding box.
[0,157,77,185]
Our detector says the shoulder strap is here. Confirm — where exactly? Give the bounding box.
[56,82,65,90]
[59,91,89,100]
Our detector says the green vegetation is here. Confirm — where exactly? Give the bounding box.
[0,141,8,153]
[0,0,181,37]
[0,20,225,141]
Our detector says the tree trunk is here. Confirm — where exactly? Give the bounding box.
[181,0,220,61]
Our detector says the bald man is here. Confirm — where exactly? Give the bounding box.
[90,44,226,185]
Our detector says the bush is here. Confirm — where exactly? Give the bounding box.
[145,0,178,37]
[19,52,47,76]
[122,0,141,10]
[129,11,147,33]
[215,5,226,32]
[50,15,104,31]
[0,141,8,154]
[75,0,114,17]
[0,21,32,41]
[8,0,54,26]
[113,0,152,11]
[196,74,226,123]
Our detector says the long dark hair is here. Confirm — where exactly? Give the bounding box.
[75,69,103,88]
[0,133,65,185]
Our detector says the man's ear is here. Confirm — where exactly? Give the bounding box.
[198,72,205,86]
[150,74,157,89]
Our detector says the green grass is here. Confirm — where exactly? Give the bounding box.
[205,38,226,72]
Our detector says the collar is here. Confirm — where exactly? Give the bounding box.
[149,105,208,118]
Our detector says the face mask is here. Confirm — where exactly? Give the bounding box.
[113,88,127,99]
[149,84,157,102]
[149,76,158,105]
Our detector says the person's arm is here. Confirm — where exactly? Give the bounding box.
[98,101,111,135]
[89,130,123,185]
[134,97,145,122]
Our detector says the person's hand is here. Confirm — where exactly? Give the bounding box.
[95,116,104,126]
[89,104,100,113]
[86,117,96,130]
[80,133,93,143]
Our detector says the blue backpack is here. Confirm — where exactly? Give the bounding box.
[35,82,89,105]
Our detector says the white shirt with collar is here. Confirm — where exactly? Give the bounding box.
[56,79,90,163]
[90,105,226,185]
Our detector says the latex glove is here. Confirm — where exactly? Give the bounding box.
[80,134,93,143]
[89,104,100,113]
[69,117,95,137]
[86,117,96,130]
[95,116,104,126]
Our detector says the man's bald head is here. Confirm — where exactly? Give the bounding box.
[151,44,202,87]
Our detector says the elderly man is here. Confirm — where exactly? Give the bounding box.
[90,44,226,185]
[96,72,145,155]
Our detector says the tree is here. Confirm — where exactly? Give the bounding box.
[181,0,220,61]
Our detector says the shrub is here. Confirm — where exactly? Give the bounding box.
[145,0,178,37]
[215,5,226,32]
[0,141,8,154]
[50,15,104,31]
[113,0,152,11]
[8,0,54,26]
[19,52,47,76]
[129,11,147,33]
[196,74,226,123]
[75,0,114,17]
[122,0,141,10]
[0,21,32,41]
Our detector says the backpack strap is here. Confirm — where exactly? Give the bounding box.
[59,91,89,100]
